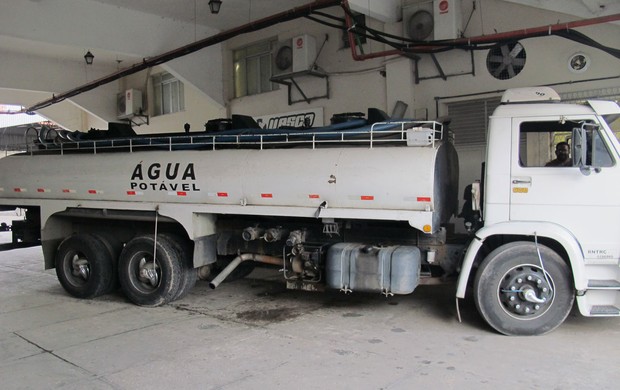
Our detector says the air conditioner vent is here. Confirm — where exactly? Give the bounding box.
[272,34,317,76]
[407,9,434,41]
[402,0,462,42]
[117,89,143,119]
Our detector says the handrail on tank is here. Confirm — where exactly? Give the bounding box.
[8,120,446,155]
[370,120,444,148]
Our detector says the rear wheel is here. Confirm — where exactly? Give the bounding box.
[159,234,197,300]
[93,232,123,292]
[474,241,574,336]
[55,234,115,298]
[118,235,181,306]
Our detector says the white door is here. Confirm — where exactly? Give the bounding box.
[509,115,620,264]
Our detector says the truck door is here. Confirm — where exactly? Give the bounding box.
[509,115,620,264]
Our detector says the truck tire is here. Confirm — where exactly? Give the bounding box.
[93,232,123,292]
[159,234,197,300]
[118,235,182,307]
[55,233,115,299]
[474,241,574,336]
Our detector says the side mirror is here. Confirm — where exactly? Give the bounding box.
[573,123,602,176]
[572,126,586,167]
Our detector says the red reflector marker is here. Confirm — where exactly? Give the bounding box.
[417,197,432,202]
[177,191,187,197]
[261,193,273,198]
[217,192,229,197]
[309,194,320,199]
[360,195,374,201]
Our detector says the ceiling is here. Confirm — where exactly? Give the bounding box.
[1,0,618,118]
[91,0,620,28]
[91,0,314,31]
[2,0,618,69]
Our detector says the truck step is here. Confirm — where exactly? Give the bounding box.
[587,279,620,289]
[590,305,620,316]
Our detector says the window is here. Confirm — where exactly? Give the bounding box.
[518,120,614,168]
[447,98,501,146]
[233,40,278,98]
[604,112,620,142]
[585,123,615,167]
[152,72,185,116]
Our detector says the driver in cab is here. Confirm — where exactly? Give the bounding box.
[545,142,572,167]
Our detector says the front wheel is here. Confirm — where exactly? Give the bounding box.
[473,241,574,336]
[118,235,182,307]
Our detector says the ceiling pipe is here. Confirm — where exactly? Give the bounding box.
[24,0,341,113]
[342,0,620,61]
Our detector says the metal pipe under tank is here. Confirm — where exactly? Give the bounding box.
[209,253,282,289]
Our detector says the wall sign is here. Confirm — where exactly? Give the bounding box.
[255,107,324,129]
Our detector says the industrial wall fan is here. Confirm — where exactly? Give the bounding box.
[486,42,527,80]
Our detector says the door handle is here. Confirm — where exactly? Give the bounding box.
[512,179,532,184]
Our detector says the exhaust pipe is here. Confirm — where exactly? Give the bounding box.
[209,253,282,289]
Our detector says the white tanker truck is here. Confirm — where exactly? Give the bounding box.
[1,86,620,335]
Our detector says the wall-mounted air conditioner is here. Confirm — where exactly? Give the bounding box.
[117,88,143,119]
[402,0,462,42]
[273,34,317,76]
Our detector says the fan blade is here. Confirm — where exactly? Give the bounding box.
[509,43,524,59]
[488,55,505,63]
[507,65,516,78]
[493,63,508,78]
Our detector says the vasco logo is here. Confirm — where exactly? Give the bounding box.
[257,113,316,129]
[130,162,201,192]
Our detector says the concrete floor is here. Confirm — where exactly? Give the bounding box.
[1,212,620,389]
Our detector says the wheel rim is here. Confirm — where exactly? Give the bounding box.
[130,252,160,292]
[498,264,555,320]
[64,251,90,287]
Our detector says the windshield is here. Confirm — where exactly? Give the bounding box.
[604,114,620,142]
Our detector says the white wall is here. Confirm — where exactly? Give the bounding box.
[118,66,226,135]
[221,1,619,125]
[224,12,389,122]
[0,0,223,130]
[412,0,620,117]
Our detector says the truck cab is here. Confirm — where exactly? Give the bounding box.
[457,87,620,335]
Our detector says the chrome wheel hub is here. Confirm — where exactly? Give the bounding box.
[499,265,554,319]
[72,256,90,281]
[138,258,159,287]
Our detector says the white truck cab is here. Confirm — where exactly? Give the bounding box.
[457,87,620,335]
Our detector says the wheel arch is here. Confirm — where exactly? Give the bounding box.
[456,221,586,299]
